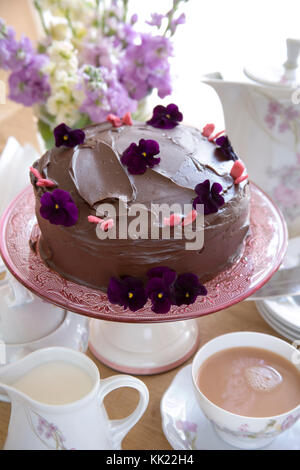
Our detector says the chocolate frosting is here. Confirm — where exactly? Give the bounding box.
[31,121,250,291]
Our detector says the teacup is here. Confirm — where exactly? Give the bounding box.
[192,331,300,449]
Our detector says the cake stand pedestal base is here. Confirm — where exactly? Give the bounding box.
[89,319,200,375]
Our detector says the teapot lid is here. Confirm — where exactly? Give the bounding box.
[244,38,300,89]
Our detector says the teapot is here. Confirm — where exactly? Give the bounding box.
[0,347,149,450]
[202,38,300,237]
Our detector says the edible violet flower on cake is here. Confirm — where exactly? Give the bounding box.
[215,135,239,161]
[121,138,160,175]
[40,189,78,227]
[107,276,147,312]
[147,103,183,129]
[54,123,85,148]
[173,273,207,306]
[145,277,173,314]
[147,266,176,286]
[193,179,225,215]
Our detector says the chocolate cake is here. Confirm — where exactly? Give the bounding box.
[30,106,250,309]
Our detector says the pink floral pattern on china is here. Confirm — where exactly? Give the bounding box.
[207,412,300,441]
[25,408,75,450]
[0,184,287,322]
[175,413,300,448]
[263,98,300,223]
[264,100,300,135]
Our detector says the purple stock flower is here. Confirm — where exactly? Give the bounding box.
[174,273,207,306]
[40,189,78,227]
[130,14,138,25]
[193,180,224,215]
[147,103,183,129]
[8,54,50,106]
[121,138,160,175]
[6,35,34,70]
[145,277,173,314]
[118,33,173,100]
[215,135,239,161]
[0,19,16,70]
[170,13,186,34]
[147,266,176,285]
[107,276,147,312]
[54,123,85,148]
[80,66,137,122]
[146,13,164,28]
[0,19,36,72]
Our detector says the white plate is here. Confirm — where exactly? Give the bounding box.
[160,365,300,450]
[256,300,300,342]
[260,296,300,333]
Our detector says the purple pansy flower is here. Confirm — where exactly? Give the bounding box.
[147,103,183,129]
[215,135,239,161]
[145,277,173,314]
[174,273,207,306]
[54,123,85,148]
[147,266,176,286]
[121,138,160,175]
[107,276,147,312]
[193,179,224,215]
[40,189,78,227]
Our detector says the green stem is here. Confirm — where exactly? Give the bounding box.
[123,0,129,22]
[65,9,76,36]
[33,0,49,35]
[163,0,184,36]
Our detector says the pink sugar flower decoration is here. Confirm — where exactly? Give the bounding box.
[201,124,225,142]
[230,160,248,184]
[30,166,56,188]
[202,123,215,138]
[88,215,114,231]
[106,114,122,127]
[208,129,225,142]
[182,209,197,226]
[122,111,133,126]
[88,215,103,224]
[100,218,114,231]
[163,213,182,226]
[106,112,133,128]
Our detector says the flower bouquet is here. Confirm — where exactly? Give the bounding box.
[0,0,188,149]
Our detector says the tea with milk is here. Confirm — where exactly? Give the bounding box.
[197,346,300,417]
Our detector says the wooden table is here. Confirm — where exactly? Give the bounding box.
[0,302,286,450]
[0,1,287,450]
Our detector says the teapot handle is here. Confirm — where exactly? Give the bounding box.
[98,374,149,448]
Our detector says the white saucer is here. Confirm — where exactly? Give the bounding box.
[259,296,300,332]
[160,365,300,450]
[257,304,299,342]
[256,299,300,342]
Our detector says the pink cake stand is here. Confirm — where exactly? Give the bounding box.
[0,183,288,374]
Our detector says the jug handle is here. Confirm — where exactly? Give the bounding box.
[98,375,149,448]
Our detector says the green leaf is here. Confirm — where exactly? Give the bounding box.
[73,114,92,129]
[37,119,55,150]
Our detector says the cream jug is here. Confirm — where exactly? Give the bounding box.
[202,38,300,236]
[0,347,149,450]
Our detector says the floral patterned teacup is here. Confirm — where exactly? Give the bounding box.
[192,332,300,449]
